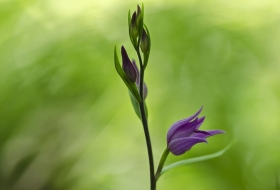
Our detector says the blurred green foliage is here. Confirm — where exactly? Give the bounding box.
[1,0,280,189]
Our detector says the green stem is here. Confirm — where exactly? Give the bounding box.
[136,49,156,190]
[155,148,170,181]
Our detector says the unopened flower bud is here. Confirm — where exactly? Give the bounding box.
[121,46,137,83]
[129,5,144,47]
[136,5,142,28]
[140,29,149,54]
[129,12,138,41]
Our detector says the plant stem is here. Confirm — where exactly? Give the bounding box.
[137,49,156,190]
[155,148,169,181]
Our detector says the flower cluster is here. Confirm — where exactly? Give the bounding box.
[114,5,150,102]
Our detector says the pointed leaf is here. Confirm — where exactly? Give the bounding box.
[138,4,144,38]
[158,140,235,180]
[144,101,148,118]
[128,10,135,48]
[129,91,148,120]
[129,91,141,119]
[143,24,151,70]
[128,10,131,28]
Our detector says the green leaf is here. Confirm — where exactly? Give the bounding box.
[129,91,148,120]
[158,141,235,180]
[144,101,148,118]
[114,46,141,102]
[129,91,141,119]
[128,10,135,48]
[143,24,151,70]
[138,4,144,39]
[128,10,131,27]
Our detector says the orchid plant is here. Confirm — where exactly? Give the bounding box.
[114,4,231,190]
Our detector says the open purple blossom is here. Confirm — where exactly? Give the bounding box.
[167,107,225,156]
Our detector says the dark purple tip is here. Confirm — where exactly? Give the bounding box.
[137,5,141,15]
[121,46,137,83]
[131,12,137,25]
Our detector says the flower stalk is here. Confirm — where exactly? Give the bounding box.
[155,148,170,181]
[137,45,156,190]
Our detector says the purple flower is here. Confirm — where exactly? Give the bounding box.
[167,107,225,156]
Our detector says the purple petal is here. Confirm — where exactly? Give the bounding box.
[194,130,211,136]
[195,116,205,130]
[168,137,207,156]
[167,107,203,143]
[168,118,198,143]
[191,130,225,139]
[137,5,141,16]
[131,11,137,26]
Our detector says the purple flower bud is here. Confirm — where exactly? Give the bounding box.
[121,46,137,83]
[167,107,225,156]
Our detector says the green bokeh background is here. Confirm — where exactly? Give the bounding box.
[1,0,280,189]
